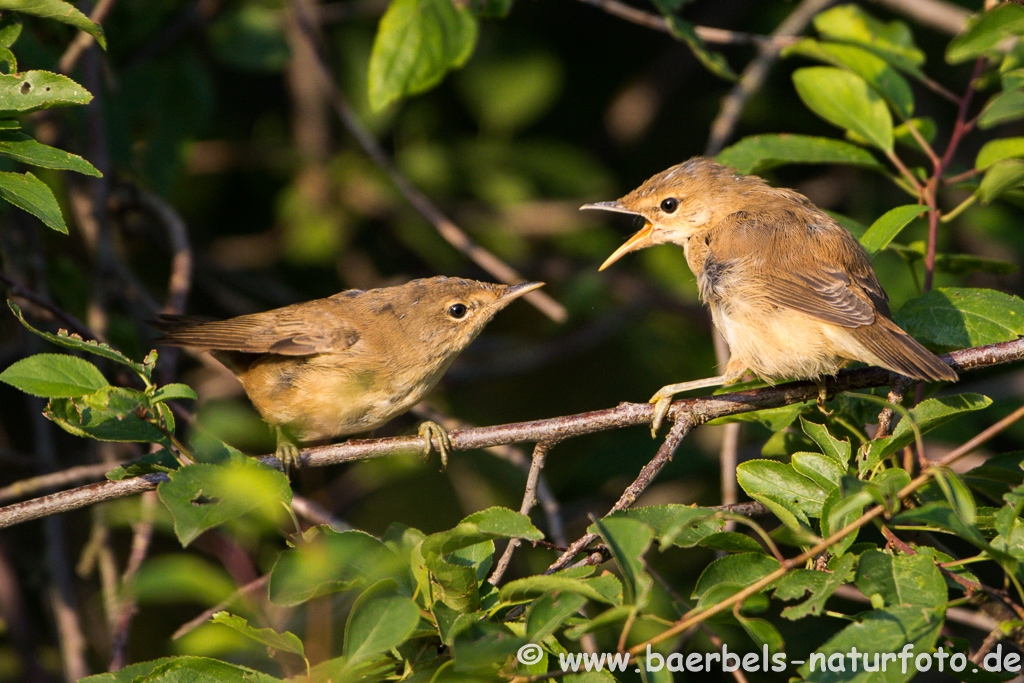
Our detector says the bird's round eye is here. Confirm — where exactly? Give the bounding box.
[447,303,468,319]
[660,197,678,213]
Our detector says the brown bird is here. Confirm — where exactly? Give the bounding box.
[583,157,956,435]
[154,276,543,469]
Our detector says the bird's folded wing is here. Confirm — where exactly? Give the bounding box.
[763,269,879,328]
[154,309,361,356]
[714,210,891,329]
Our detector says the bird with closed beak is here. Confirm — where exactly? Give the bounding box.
[154,276,543,470]
[583,157,956,436]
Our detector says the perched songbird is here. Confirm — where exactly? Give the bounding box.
[583,157,956,435]
[154,277,543,469]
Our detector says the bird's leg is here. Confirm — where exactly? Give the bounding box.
[649,375,730,437]
[649,358,749,437]
[418,421,452,470]
[274,425,302,474]
[814,377,833,415]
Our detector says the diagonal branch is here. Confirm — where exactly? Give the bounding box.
[288,2,566,323]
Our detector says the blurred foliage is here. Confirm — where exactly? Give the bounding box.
[1,1,1024,682]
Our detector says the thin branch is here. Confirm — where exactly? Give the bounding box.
[871,0,970,37]
[705,0,836,156]
[0,337,1019,530]
[287,1,566,323]
[490,441,557,585]
[575,0,780,47]
[547,415,695,574]
[56,0,118,74]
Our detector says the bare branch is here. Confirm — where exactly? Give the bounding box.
[0,338,1020,530]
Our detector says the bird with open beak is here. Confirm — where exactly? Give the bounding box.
[583,157,956,436]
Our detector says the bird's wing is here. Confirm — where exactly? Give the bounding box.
[154,304,363,356]
[712,210,890,329]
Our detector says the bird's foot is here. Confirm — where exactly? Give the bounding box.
[815,379,833,416]
[649,391,676,438]
[274,427,302,474]
[647,375,732,437]
[418,421,452,470]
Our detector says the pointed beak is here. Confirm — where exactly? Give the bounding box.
[580,200,643,217]
[582,200,655,271]
[599,223,655,271]
[499,281,545,302]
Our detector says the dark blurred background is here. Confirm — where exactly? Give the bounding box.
[1,0,1021,679]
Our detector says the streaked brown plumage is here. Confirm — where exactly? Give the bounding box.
[583,157,956,434]
[154,276,543,468]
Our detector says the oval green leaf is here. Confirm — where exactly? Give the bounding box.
[792,66,893,153]
[0,353,106,397]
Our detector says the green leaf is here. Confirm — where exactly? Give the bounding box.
[604,505,724,547]
[0,15,22,51]
[367,0,477,111]
[78,656,281,683]
[893,117,936,153]
[691,553,780,599]
[785,39,914,119]
[649,4,735,81]
[0,0,106,49]
[779,553,856,619]
[855,550,947,608]
[342,580,419,668]
[736,460,829,518]
[270,530,403,606]
[106,449,179,480]
[210,612,305,658]
[977,137,1024,169]
[859,394,992,471]
[0,130,99,175]
[592,516,653,606]
[819,488,862,555]
[525,592,588,642]
[715,134,880,175]
[978,89,1024,130]
[0,170,66,232]
[0,353,106,397]
[801,417,852,465]
[8,301,150,376]
[0,70,91,116]
[426,540,491,613]
[157,458,292,547]
[500,573,623,606]
[792,66,893,153]
[45,388,168,443]
[965,451,1024,502]
[792,451,845,491]
[697,531,766,554]
[932,468,978,525]
[796,606,943,680]
[947,3,1024,64]
[896,287,1024,351]
[150,383,198,403]
[812,5,925,73]
[421,507,542,557]
[978,158,1024,203]
[859,204,928,257]
[893,249,1018,276]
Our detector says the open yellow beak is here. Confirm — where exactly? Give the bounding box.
[581,201,655,271]
[598,224,655,271]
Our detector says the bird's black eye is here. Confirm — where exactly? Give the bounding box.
[447,303,468,319]
[660,197,678,213]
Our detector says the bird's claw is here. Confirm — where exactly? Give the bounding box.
[274,427,302,475]
[418,421,452,470]
[650,393,674,438]
[815,381,833,416]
